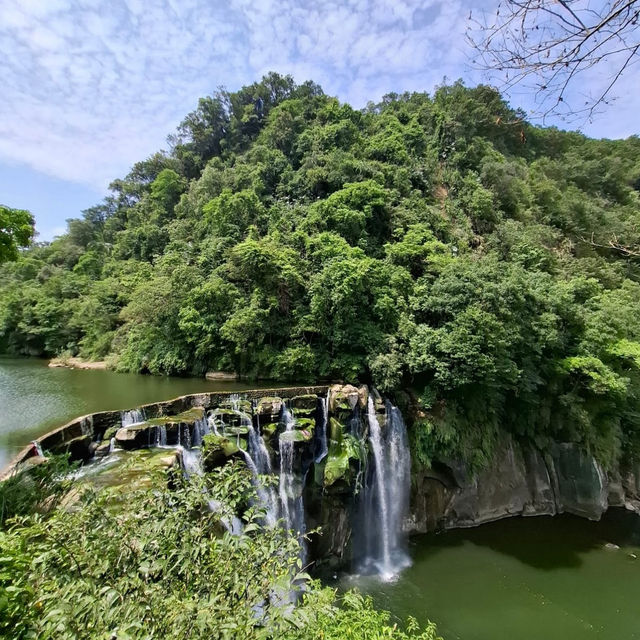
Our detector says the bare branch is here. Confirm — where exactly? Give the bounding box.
[579,232,640,258]
[467,0,640,120]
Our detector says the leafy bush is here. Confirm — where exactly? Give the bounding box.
[0,462,439,640]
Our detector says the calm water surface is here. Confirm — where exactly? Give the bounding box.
[342,510,640,640]
[0,357,283,468]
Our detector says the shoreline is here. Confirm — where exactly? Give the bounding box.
[48,357,108,370]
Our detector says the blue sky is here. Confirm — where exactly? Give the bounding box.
[1,0,638,241]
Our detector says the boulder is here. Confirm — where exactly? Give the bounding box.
[329,385,361,413]
[290,394,319,417]
[205,371,238,381]
[202,434,245,470]
[115,422,162,450]
[51,434,93,462]
[256,397,283,421]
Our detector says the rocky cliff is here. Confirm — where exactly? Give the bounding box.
[410,435,640,534]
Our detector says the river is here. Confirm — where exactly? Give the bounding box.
[342,509,640,639]
[0,357,277,469]
[4,357,640,639]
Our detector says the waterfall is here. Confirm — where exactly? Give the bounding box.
[154,425,167,447]
[191,416,209,447]
[121,408,145,427]
[278,406,306,552]
[246,421,279,526]
[108,437,116,454]
[359,395,411,580]
[238,438,278,528]
[315,395,329,463]
[180,445,203,476]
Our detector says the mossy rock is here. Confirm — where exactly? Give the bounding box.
[313,459,326,487]
[256,397,283,418]
[280,428,314,443]
[261,423,277,437]
[51,434,93,462]
[102,426,119,441]
[220,425,250,436]
[145,407,205,426]
[219,398,252,414]
[323,434,361,488]
[209,408,251,429]
[294,417,315,431]
[72,449,178,498]
[290,394,319,415]
[202,434,245,470]
[329,384,360,412]
[329,417,344,443]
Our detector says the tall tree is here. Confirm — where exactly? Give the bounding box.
[0,205,34,262]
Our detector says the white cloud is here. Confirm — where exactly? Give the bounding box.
[0,0,637,193]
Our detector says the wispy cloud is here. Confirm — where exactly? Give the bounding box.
[0,0,637,191]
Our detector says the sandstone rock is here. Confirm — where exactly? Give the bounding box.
[115,424,154,450]
[256,397,283,420]
[205,371,238,381]
[329,384,360,413]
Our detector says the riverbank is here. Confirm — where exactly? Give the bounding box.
[48,356,107,370]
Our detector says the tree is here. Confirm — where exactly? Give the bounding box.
[467,0,640,120]
[0,205,34,262]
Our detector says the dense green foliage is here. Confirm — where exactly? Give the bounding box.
[0,459,438,639]
[0,205,34,264]
[2,73,640,466]
[0,455,76,527]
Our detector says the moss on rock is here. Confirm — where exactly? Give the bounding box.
[202,434,245,470]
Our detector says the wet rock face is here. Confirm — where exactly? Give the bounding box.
[328,384,368,414]
[411,437,611,533]
[549,443,608,520]
[256,397,283,422]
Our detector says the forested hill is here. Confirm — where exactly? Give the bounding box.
[2,73,640,467]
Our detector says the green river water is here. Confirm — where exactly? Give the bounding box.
[0,357,275,469]
[3,357,640,639]
[342,510,640,639]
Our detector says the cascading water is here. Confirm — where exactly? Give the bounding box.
[154,425,167,447]
[191,415,209,447]
[246,418,278,526]
[315,395,329,463]
[180,445,203,476]
[359,395,411,580]
[121,408,145,427]
[208,499,243,536]
[278,406,306,553]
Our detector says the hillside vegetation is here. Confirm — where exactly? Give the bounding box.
[2,73,639,467]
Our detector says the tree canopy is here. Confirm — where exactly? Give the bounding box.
[1,73,640,467]
[0,205,34,263]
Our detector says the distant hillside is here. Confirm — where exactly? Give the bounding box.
[2,73,639,467]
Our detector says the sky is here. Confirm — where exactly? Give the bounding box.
[1,0,639,241]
